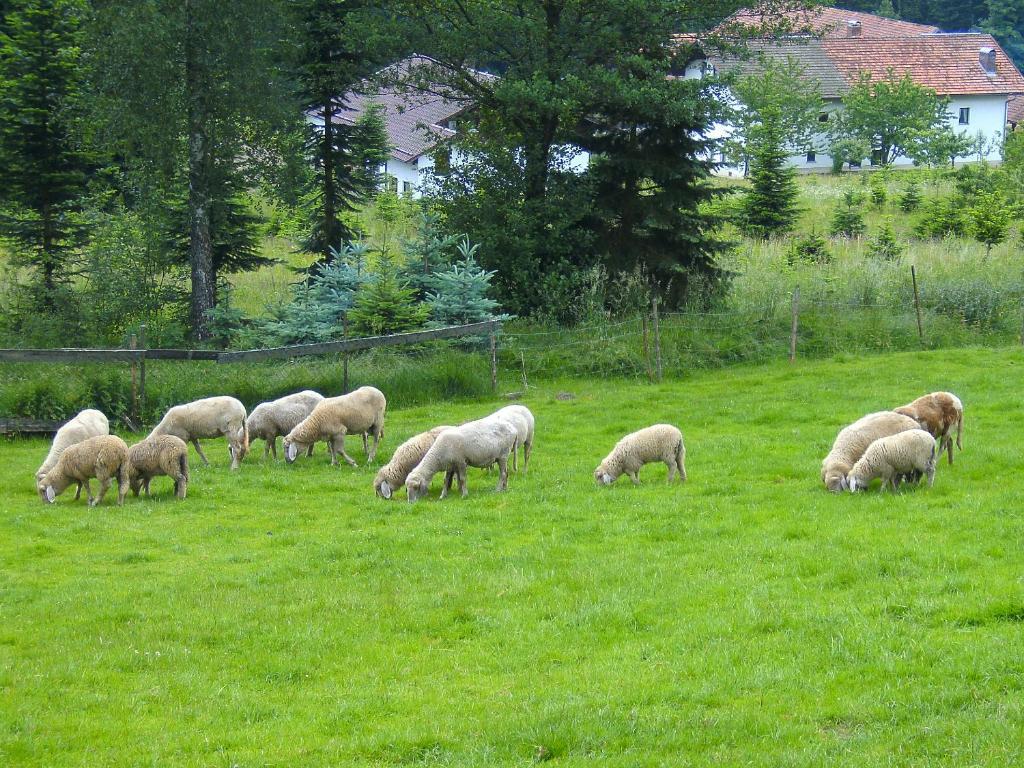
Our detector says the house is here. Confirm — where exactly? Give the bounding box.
[683,6,1024,172]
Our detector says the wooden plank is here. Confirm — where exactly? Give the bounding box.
[144,349,220,360]
[216,320,500,363]
[0,348,143,363]
[0,418,62,434]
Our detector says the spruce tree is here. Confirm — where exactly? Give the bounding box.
[899,180,922,212]
[399,211,459,299]
[347,253,429,337]
[737,108,801,239]
[427,239,505,326]
[867,220,905,260]
[969,191,1012,256]
[831,190,867,238]
[0,0,92,311]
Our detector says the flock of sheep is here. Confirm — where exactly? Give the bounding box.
[32,382,961,506]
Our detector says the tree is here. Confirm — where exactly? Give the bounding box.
[876,0,899,19]
[427,238,505,325]
[968,191,1012,256]
[912,126,973,168]
[0,0,92,311]
[347,253,429,337]
[867,219,904,260]
[737,107,801,238]
[835,71,949,166]
[831,189,866,238]
[981,0,1024,70]
[899,179,922,212]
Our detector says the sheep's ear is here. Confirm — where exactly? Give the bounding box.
[380,481,392,499]
[228,444,235,458]
[45,486,56,503]
[285,443,297,462]
[602,473,613,485]
[846,477,855,492]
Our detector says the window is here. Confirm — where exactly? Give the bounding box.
[818,112,829,123]
[959,107,970,125]
[402,180,413,196]
[870,148,884,166]
[806,151,816,163]
[387,175,398,193]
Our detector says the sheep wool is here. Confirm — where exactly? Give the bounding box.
[488,405,535,473]
[149,396,248,470]
[127,434,190,499]
[35,408,109,487]
[894,391,964,465]
[847,429,937,492]
[406,418,517,502]
[38,434,129,507]
[374,425,453,499]
[594,424,686,486]
[283,386,386,467]
[821,411,920,492]
[247,390,324,459]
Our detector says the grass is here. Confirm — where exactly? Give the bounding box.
[3,346,1024,766]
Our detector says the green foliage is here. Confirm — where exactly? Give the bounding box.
[399,210,460,299]
[982,0,1024,69]
[869,174,888,208]
[866,220,905,261]
[829,137,871,173]
[1003,128,1024,170]
[911,127,973,169]
[876,0,898,18]
[899,180,923,212]
[347,252,429,337]
[427,238,506,326]
[915,197,967,239]
[830,189,867,238]
[786,229,831,265]
[737,107,801,239]
[968,191,1013,255]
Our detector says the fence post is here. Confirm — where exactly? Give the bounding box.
[138,324,147,422]
[129,332,139,427]
[652,294,663,383]
[489,328,498,393]
[789,285,800,363]
[342,315,350,393]
[641,312,653,381]
[911,266,924,347]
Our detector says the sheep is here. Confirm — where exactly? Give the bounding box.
[821,411,921,492]
[489,405,535,473]
[847,429,937,492]
[37,434,129,507]
[594,424,686,486]
[894,391,964,465]
[35,408,109,500]
[283,386,386,467]
[406,418,517,501]
[127,434,190,499]
[373,425,453,499]
[149,396,248,470]
[247,390,324,459]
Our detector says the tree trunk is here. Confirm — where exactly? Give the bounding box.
[185,0,215,341]
[321,96,337,262]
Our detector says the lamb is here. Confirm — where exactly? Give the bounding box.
[373,425,453,499]
[283,386,386,467]
[894,391,964,465]
[37,434,129,507]
[406,418,517,501]
[594,424,686,486]
[127,435,190,499]
[247,390,324,459]
[34,408,109,499]
[488,405,535,473]
[149,396,249,470]
[821,411,921,492]
[847,429,937,492]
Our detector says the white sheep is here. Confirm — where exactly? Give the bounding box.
[594,424,686,486]
[149,396,249,470]
[489,405,535,472]
[283,386,386,467]
[373,425,453,499]
[894,391,964,465]
[406,418,517,501]
[847,429,937,492]
[37,434,129,507]
[127,434,190,499]
[821,411,921,492]
[247,390,324,459]
[35,408,109,500]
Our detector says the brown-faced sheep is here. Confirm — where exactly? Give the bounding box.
[894,391,963,465]
[37,434,129,507]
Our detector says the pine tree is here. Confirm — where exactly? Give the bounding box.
[876,0,899,19]
[347,253,429,337]
[737,108,801,239]
[867,220,905,260]
[899,180,922,212]
[0,0,92,311]
[969,191,1012,256]
[869,174,888,208]
[427,239,506,326]
[831,190,867,238]
[399,211,460,299]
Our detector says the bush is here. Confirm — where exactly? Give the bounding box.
[898,180,922,212]
[915,197,966,239]
[830,190,866,238]
[869,174,888,208]
[786,230,831,265]
[867,220,905,261]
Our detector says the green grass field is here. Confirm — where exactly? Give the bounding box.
[2,347,1023,766]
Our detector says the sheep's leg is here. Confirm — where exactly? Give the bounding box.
[175,474,188,499]
[327,437,338,466]
[628,470,640,485]
[93,474,111,507]
[523,440,531,474]
[362,432,369,458]
[945,434,954,465]
[264,439,273,459]
[144,478,152,496]
[74,481,83,500]
[305,443,314,457]
[665,459,675,483]
[440,469,454,500]
[368,429,381,463]
[496,454,509,491]
[511,439,519,473]
[458,464,469,498]
[191,439,210,466]
[926,462,936,488]
[334,434,358,467]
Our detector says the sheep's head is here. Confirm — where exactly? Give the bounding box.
[406,475,428,502]
[593,464,615,486]
[283,439,303,463]
[37,482,56,504]
[823,470,848,492]
[375,478,393,500]
[846,474,865,492]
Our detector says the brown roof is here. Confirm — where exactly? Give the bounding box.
[724,5,938,38]
[823,34,1024,96]
[708,38,850,99]
[1008,95,1024,125]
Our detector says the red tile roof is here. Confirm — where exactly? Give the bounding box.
[724,5,938,38]
[823,34,1024,95]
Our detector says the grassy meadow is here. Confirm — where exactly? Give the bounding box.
[3,346,1023,766]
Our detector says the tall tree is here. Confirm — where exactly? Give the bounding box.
[981,0,1024,69]
[0,0,92,309]
[737,106,802,238]
[87,0,291,340]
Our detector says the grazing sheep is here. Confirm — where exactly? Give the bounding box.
[489,405,535,473]
[283,386,386,467]
[37,434,129,507]
[406,418,517,501]
[594,424,686,486]
[35,409,109,499]
[847,429,937,492]
[821,411,921,492]
[374,425,453,499]
[894,391,964,465]
[127,434,190,499]
[149,396,248,470]
[247,390,324,459]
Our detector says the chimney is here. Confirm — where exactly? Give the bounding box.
[847,20,862,38]
[980,47,997,75]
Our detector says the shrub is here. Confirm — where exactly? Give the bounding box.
[786,230,831,265]
[830,190,866,238]
[867,220,905,261]
[898,180,922,212]
[869,174,888,208]
[914,197,966,239]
